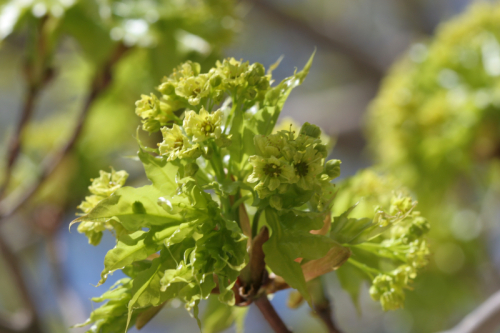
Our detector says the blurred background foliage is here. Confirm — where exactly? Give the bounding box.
[1,0,500,333]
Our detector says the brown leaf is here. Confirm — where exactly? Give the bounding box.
[135,302,166,330]
[301,244,351,282]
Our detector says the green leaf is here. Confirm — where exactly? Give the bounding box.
[202,295,234,333]
[263,208,335,302]
[74,185,184,231]
[99,221,199,285]
[74,279,137,333]
[138,150,179,195]
[330,204,391,245]
[230,52,315,172]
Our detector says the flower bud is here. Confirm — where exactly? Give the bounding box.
[210,74,223,87]
[299,122,321,138]
[257,77,270,90]
[324,159,341,179]
[185,163,199,177]
[245,87,258,100]
[158,82,176,95]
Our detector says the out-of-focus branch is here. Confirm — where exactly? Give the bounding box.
[308,277,342,333]
[246,0,385,79]
[0,43,129,221]
[0,17,54,200]
[0,43,129,333]
[439,289,500,333]
[0,237,43,333]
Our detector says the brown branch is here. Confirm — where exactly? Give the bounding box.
[308,277,342,333]
[246,0,384,79]
[254,295,292,333]
[0,236,43,333]
[0,43,129,220]
[0,86,40,200]
[0,43,129,333]
[240,226,269,298]
[0,17,54,200]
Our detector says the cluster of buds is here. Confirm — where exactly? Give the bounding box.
[247,122,340,210]
[135,59,272,134]
[77,169,128,245]
[369,264,416,311]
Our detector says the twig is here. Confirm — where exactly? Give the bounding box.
[246,0,384,79]
[0,43,129,220]
[254,295,292,333]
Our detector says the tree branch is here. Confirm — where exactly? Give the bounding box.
[0,86,40,200]
[254,295,292,333]
[0,43,129,220]
[0,43,129,333]
[308,277,342,333]
[246,0,384,79]
[0,17,54,200]
[0,236,43,333]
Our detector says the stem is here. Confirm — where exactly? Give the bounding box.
[252,209,262,238]
[254,295,292,333]
[347,258,380,280]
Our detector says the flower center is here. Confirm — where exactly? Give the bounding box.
[173,138,184,149]
[263,163,282,177]
[295,161,309,177]
[200,121,215,136]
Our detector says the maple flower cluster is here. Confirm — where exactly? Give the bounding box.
[73,55,430,333]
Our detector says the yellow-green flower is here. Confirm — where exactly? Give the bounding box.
[88,169,128,197]
[158,124,201,161]
[77,169,128,245]
[292,145,323,190]
[369,272,406,311]
[247,155,295,198]
[175,74,210,105]
[135,93,161,119]
[183,107,223,142]
[254,133,286,158]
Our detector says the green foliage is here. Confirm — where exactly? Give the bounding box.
[366,3,500,330]
[367,2,500,198]
[332,169,430,311]
[73,55,430,332]
[0,0,238,215]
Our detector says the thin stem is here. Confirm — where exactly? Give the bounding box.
[254,295,292,333]
[347,258,380,280]
[252,209,262,238]
[231,194,251,211]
